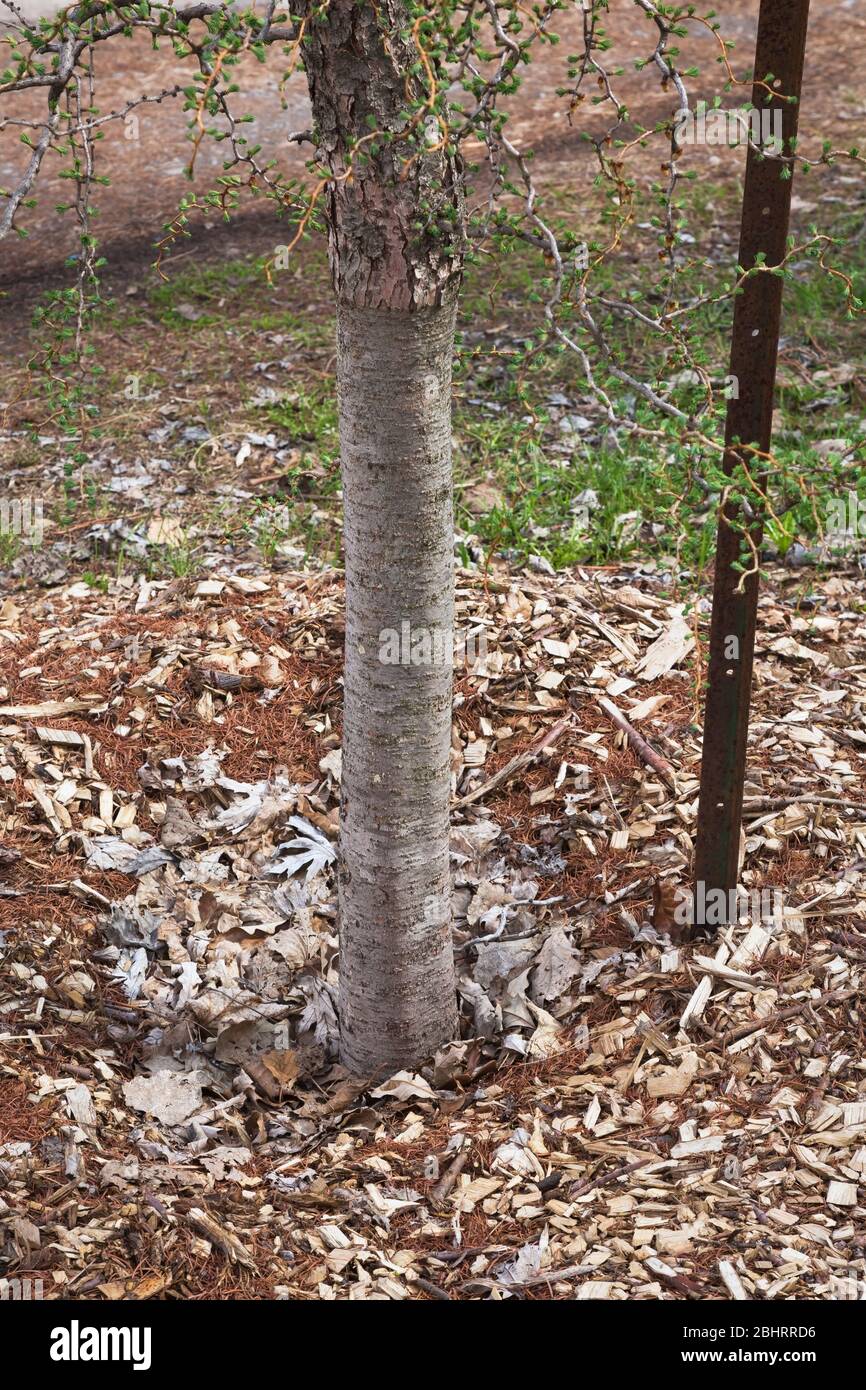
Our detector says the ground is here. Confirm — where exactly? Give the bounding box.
[1,558,865,1300]
[2,0,865,322]
[1,0,866,1304]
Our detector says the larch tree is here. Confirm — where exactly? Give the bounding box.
[1,0,546,1076]
[299,2,464,1072]
[2,0,856,1073]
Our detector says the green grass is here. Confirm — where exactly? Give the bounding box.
[23,177,864,583]
[147,253,333,345]
[262,386,339,454]
[452,406,720,572]
[149,256,270,330]
[449,184,866,575]
[0,531,21,567]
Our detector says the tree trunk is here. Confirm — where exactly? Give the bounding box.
[300,0,464,1070]
[337,297,458,1073]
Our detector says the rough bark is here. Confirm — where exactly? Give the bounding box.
[300,1,464,1070]
[301,0,463,312]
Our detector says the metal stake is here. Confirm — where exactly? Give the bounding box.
[693,0,811,931]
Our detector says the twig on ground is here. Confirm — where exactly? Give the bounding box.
[452,713,572,809]
[593,695,678,790]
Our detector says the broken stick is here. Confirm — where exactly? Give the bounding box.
[452,713,572,810]
[595,696,678,791]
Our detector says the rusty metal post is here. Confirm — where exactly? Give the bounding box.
[693,0,810,931]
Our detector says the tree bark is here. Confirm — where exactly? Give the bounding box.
[300,0,464,1070]
[336,296,459,1073]
[302,0,463,312]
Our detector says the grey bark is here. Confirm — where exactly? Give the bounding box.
[336,298,459,1072]
[300,0,464,1071]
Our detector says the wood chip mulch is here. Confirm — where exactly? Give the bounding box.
[1,558,865,1301]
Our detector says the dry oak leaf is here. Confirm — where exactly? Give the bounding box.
[651,879,692,943]
[123,1069,205,1126]
[260,1048,301,1091]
